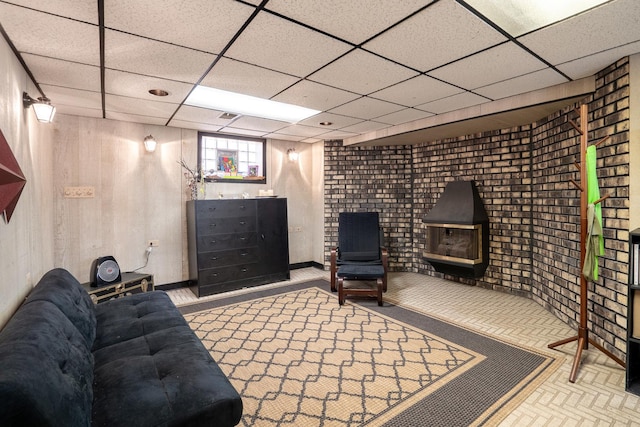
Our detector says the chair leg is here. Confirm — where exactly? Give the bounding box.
[331,271,337,292]
[338,277,345,305]
[376,278,383,306]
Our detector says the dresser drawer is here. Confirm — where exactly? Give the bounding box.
[195,200,257,220]
[198,263,260,285]
[197,247,259,269]
[197,215,256,234]
[197,232,257,252]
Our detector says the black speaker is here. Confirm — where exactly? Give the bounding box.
[90,256,122,287]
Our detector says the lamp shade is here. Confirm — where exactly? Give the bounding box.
[143,135,157,152]
[32,103,56,123]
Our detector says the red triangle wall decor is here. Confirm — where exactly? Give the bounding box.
[0,129,26,223]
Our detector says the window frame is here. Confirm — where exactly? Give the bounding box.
[197,132,267,184]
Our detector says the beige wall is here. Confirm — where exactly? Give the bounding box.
[51,114,321,286]
[631,54,640,232]
[0,36,55,328]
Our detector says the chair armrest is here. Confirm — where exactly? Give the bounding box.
[380,247,389,269]
[330,247,338,291]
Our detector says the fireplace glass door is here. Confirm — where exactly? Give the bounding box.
[423,223,482,265]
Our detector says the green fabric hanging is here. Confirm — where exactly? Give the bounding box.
[582,145,604,281]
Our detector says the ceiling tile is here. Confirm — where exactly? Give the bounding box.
[264,133,307,142]
[5,0,97,23]
[0,3,99,65]
[225,116,289,133]
[374,108,434,126]
[224,11,352,77]
[105,94,178,119]
[363,0,506,72]
[518,0,640,73]
[370,75,462,107]
[266,0,433,44]
[474,68,568,100]
[105,111,168,126]
[297,112,362,130]
[23,54,101,92]
[428,42,549,91]
[266,124,328,138]
[40,85,102,110]
[415,92,488,114]
[328,97,405,120]
[308,49,418,94]
[171,105,239,127]
[105,0,254,53]
[105,70,193,103]
[200,57,300,99]
[272,80,360,111]
[105,30,215,83]
[316,129,359,140]
[216,127,268,138]
[557,40,640,80]
[169,120,222,133]
[340,120,391,134]
[57,107,103,119]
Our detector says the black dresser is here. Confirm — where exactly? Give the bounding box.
[186,198,290,297]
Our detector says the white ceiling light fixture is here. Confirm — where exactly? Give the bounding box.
[186,86,320,123]
[23,92,56,123]
[466,0,609,37]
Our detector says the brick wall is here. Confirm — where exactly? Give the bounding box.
[323,58,630,360]
[323,141,413,270]
[531,58,630,358]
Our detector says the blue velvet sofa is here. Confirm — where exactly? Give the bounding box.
[0,268,242,427]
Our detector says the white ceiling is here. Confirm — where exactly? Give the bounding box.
[1,0,638,144]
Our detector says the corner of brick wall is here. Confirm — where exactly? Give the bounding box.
[322,57,630,361]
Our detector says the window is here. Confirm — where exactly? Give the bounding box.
[198,132,266,184]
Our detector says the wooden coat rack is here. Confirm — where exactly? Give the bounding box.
[547,103,624,383]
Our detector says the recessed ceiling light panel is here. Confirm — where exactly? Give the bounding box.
[466,0,608,36]
[186,86,320,123]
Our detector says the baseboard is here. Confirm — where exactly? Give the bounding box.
[155,262,324,291]
[290,261,324,270]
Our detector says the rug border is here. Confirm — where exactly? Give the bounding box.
[179,279,563,426]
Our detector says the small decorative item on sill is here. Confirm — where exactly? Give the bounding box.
[179,159,205,200]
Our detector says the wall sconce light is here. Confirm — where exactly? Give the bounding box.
[143,135,157,153]
[23,92,56,123]
[287,148,299,161]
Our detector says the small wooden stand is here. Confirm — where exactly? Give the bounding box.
[547,104,624,382]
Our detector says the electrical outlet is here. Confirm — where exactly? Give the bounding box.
[147,240,160,247]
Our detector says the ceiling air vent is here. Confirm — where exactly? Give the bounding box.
[218,112,239,120]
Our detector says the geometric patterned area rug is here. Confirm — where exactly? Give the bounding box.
[180,280,561,427]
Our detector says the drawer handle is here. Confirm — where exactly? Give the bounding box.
[208,207,216,211]
[211,256,218,260]
[210,223,216,227]
[210,240,217,244]
[240,205,245,209]
[241,268,248,273]
[240,252,247,256]
[211,273,218,277]
[240,237,246,241]
[239,221,246,225]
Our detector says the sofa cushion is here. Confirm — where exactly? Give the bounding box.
[24,268,96,349]
[91,291,242,427]
[0,300,94,427]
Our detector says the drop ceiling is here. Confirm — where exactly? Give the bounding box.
[1,0,638,145]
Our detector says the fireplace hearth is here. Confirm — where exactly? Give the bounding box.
[422,181,489,278]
